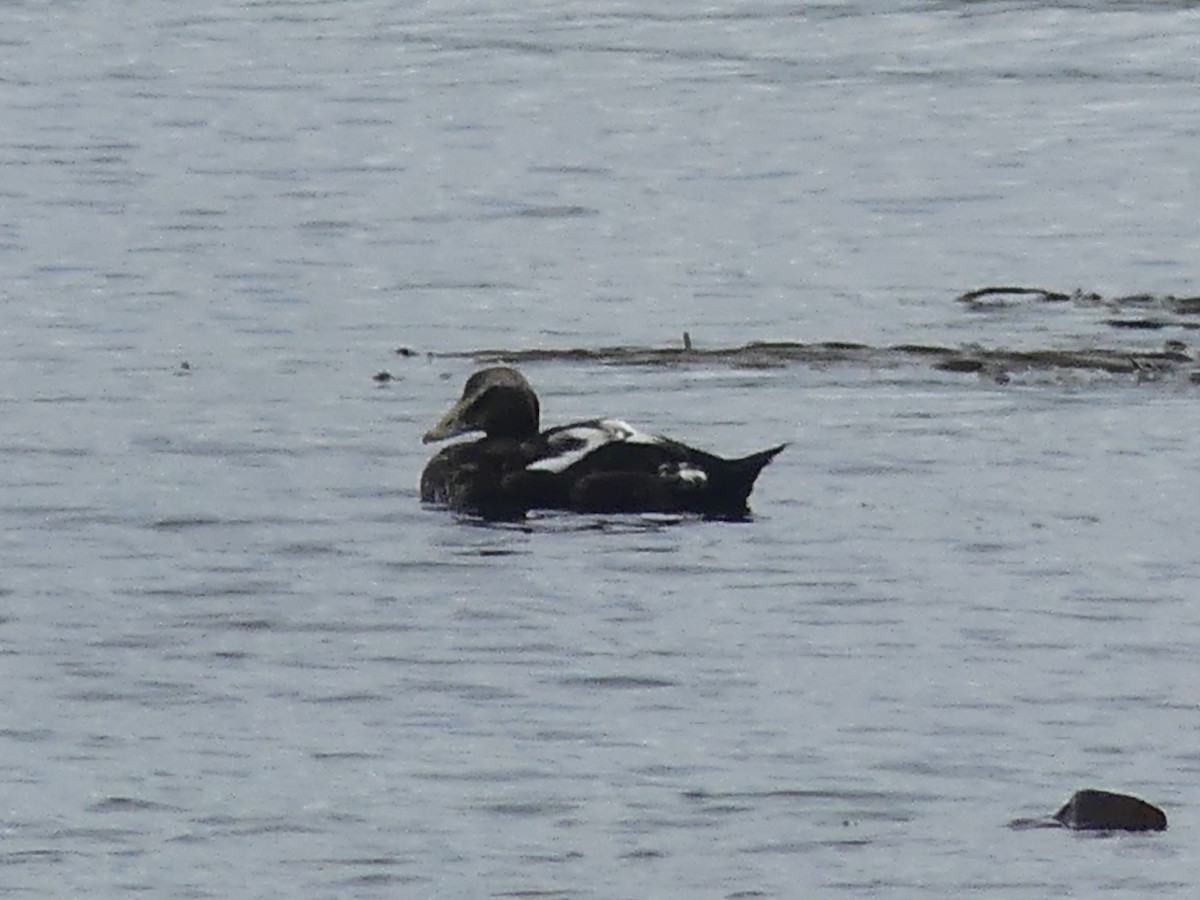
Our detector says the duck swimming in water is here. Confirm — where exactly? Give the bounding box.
[420,367,785,519]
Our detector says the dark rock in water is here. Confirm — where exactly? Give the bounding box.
[1053,790,1167,832]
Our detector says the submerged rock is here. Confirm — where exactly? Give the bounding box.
[1010,789,1167,832]
[1054,789,1167,832]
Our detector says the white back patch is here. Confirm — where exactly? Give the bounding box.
[527,418,660,474]
[674,463,708,485]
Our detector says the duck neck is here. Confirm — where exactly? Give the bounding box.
[483,387,539,440]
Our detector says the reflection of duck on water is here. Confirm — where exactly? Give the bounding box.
[420,367,785,519]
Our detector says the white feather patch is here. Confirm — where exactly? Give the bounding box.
[671,463,708,485]
[527,418,661,474]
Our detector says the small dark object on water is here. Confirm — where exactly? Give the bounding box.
[373,370,393,383]
[395,347,416,357]
[933,357,985,373]
[174,361,192,376]
[1111,292,1157,306]
[420,366,785,519]
[1009,789,1167,832]
[683,332,693,351]
[956,286,1072,307]
[1106,318,1170,330]
[1168,295,1200,315]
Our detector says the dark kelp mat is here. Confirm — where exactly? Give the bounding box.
[400,288,1200,383]
[428,340,1196,380]
[956,286,1200,327]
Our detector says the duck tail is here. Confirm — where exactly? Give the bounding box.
[731,443,788,480]
[706,443,787,515]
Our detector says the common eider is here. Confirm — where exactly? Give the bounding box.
[420,367,785,519]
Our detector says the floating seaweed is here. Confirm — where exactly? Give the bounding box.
[427,339,1195,381]
[958,286,1200,324]
[956,286,1076,308]
[396,288,1200,384]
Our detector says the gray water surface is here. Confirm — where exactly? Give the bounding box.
[3,2,1199,897]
